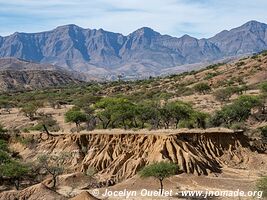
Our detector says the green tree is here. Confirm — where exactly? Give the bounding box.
[0,139,9,163]
[191,111,209,129]
[65,107,87,132]
[73,95,101,109]
[170,101,193,128]
[111,99,137,129]
[159,103,173,129]
[0,139,29,190]
[139,162,178,194]
[20,103,38,121]
[95,98,137,129]
[95,98,119,129]
[193,82,211,94]
[136,101,161,129]
[83,107,96,131]
[0,161,29,190]
[211,95,261,126]
[37,153,69,189]
[213,87,233,103]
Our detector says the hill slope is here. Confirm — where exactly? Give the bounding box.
[0,58,82,91]
[0,21,266,79]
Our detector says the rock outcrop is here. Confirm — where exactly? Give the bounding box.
[13,129,255,185]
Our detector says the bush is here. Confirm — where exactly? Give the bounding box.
[37,153,69,189]
[213,87,233,102]
[193,82,211,94]
[86,166,97,177]
[0,161,29,190]
[65,107,87,132]
[230,122,246,130]
[0,124,7,134]
[257,176,267,198]
[260,82,267,94]
[204,72,220,80]
[0,139,30,190]
[211,95,261,126]
[236,61,245,67]
[20,103,38,121]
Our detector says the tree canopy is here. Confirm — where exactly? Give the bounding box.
[139,162,178,194]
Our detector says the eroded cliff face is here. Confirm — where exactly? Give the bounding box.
[12,131,253,184]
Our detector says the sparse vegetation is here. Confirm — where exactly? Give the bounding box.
[0,139,30,190]
[211,95,261,126]
[193,82,211,94]
[257,176,267,198]
[65,107,87,132]
[37,153,70,189]
[139,162,178,194]
[213,87,233,102]
[20,103,39,121]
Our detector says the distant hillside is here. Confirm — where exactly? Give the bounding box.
[0,58,82,91]
[0,21,266,79]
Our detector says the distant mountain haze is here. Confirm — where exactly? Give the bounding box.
[0,20,267,80]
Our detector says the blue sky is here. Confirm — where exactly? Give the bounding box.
[0,0,267,38]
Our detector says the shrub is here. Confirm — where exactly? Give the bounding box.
[193,82,211,94]
[211,95,261,126]
[0,139,30,190]
[37,153,70,189]
[204,72,219,80]
[260,82,267,94]
[0,161,29,190]
[20,103,38,121]
[65,107,87,132]
[213,87,233,102]
[256,176,267,198]
[0,124,7,134]
[86,166,97,177]
[236,61,245,67]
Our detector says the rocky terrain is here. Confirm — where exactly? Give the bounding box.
[0,128,265,199]
[0,58,83,91]
[11,129,263,182]
[0,21,266,79]
[0,52,267,199]
[0,101,266,199]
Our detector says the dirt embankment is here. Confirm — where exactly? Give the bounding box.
[10,129,264,185]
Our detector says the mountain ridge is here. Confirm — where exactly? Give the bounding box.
[0,58,83,91]
[0,20,267,79]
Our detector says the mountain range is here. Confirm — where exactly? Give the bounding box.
[0,20,267,80]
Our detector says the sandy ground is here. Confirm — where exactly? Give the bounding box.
[57,168,265,200]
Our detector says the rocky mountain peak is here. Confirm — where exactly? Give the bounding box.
[130,27,159,37]
[0,20,266,79]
